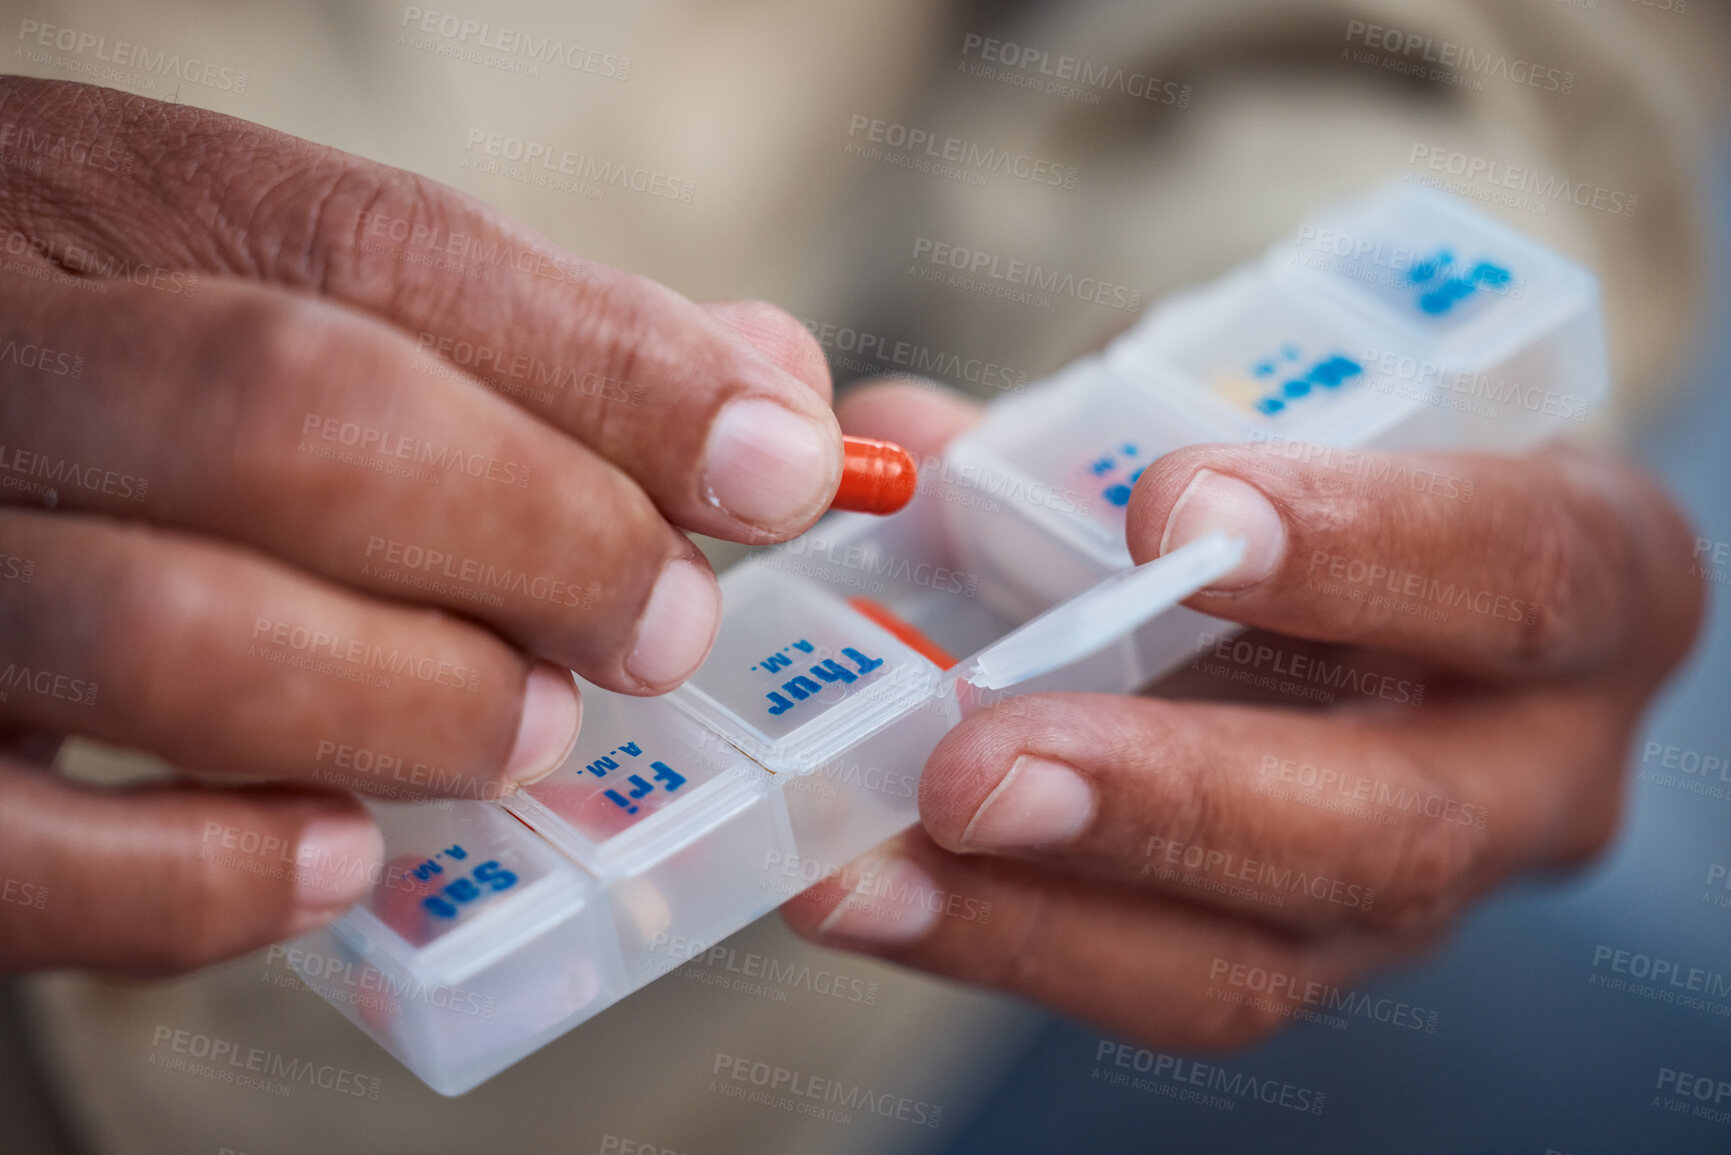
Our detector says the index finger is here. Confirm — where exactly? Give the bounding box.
[0,77,841,542]
[1129,442,1703,681]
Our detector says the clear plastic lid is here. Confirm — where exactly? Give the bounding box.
[1108,270,1426,447]
[344,801,596,977]
[1269,182,1590,351]
[508,679,771,873]
[672,565,941,772]
[943,361,1239,570]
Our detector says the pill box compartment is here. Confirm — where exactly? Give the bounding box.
[1107,268,1442,451]
[1267,182,1608,450]
[290,801,623,1096]
[941,360,1240,621]
[671,563,958,879]
[505,680,798,985]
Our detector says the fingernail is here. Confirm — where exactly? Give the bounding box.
[625,559,721,689]
[1160,469,1286,590]
[961,755,1094,852]
[702,397,839,531]
[504,663,582,786]
[289,813,386,934]
[815,854,941,944]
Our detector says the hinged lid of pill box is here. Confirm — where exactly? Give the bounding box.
[506,678,777,876]
[669,566,943,773]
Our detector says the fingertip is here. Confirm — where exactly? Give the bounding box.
[287,802,386,935]
[503,663,582,788]
[1154,469,1287,591]
[701,396,843,537]
[783,850,943,948]
[623,557,722,692]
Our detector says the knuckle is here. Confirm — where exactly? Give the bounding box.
[1507,513,1591,670]
[312,170,456,308]
[1174,944,1293,1051]
[718,300,829,386]
[568,274,663,397]
[1368,801,1479,931]
[1566,795,1623,864]
[97,530,219,722]
[144,841,257,975]
[1558,750,1627,864]
[219,291,352,409]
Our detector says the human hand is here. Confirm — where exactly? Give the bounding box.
[0,77,840,973]
[785,379,1702,1051]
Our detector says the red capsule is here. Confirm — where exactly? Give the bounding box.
[832,436,918,515]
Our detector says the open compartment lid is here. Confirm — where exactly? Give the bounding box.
[951,531,1245,693]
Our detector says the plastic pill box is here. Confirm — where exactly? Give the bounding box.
[290,183,1608,1093]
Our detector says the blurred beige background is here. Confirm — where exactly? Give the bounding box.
[3,0,1729,1151]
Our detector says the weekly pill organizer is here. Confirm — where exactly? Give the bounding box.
[288,184,1607,1094]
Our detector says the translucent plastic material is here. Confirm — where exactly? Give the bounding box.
[1268,181,1607,451]
[948,183,1608,617]
[290,185,1609,1094]
[287,801,622,1097]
